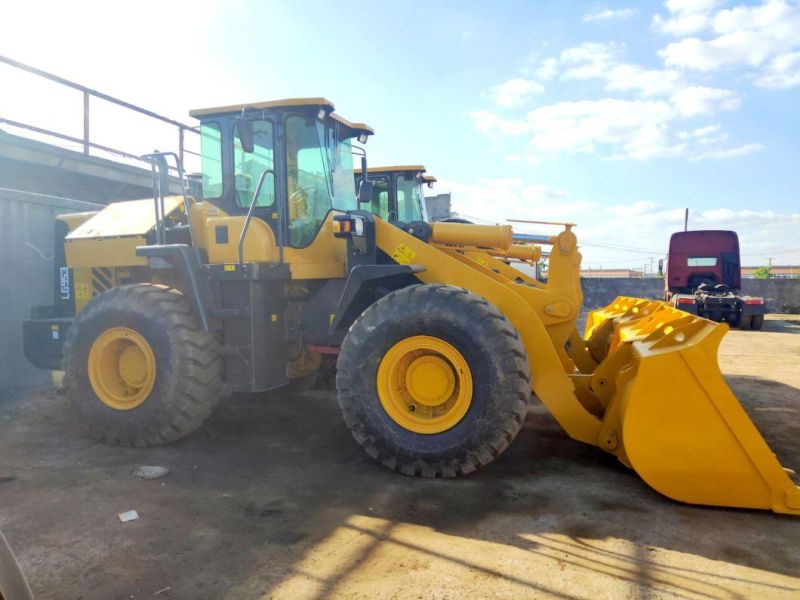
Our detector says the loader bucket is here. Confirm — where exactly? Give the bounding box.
[585,297,800,515]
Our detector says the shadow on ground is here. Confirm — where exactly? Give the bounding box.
[1,373,798,599]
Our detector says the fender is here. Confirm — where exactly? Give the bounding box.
[330,264,424,332]
[136,244,218,331]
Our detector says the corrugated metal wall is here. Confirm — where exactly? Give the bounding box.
[0,187,101,400]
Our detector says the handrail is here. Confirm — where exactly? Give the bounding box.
[239,169,274,267]
[142,152,193,247]
[0,53,199,168]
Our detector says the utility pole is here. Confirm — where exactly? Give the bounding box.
[649,257,654,278]
[684,208,689,232]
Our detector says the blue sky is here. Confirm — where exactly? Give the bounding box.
[2,0,799,269]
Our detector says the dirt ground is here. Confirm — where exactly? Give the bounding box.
[1,315,799,600]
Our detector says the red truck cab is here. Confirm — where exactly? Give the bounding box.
[665,230,766,330]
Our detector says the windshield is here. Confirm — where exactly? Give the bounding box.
[396,174,425,222]
[285,116,356,246]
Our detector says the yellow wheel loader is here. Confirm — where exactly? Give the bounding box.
[353,164,434,223]
[22,98,799,515]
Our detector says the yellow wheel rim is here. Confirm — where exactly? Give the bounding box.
[87,327,156,410]
[377,335,472,434]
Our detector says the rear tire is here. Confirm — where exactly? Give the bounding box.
[750,314,764,330]
[62,284,222,446]
[336,284,531,477]
[738,315,752,330]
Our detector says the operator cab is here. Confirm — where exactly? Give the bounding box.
[353,165,434,223]
[190,98,373,249]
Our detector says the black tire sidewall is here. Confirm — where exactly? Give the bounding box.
[66,305,177,429]
[337,285,529,466]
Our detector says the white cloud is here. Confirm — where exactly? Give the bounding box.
[690,143,764,160]
[437,176,800,267]
[677,124,721,139]
[560,42,622,80]
[669,85,740,116]
[583,7,636,22]
[652,0,723,35]
[602,63,683,97]
[658,0,800,88]
[471,94,756,161]
[544,41,687,98]
[475,36,762,162]
[471,98,681,159]
[489,78,544,107]
[536,58,559,80]
[470,111,529,136]
[756,51,800,88]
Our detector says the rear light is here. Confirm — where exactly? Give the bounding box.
[744,298,764,305]
[677,297,695,305]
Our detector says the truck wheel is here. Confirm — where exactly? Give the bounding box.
[62,284,222,446]
[750,314,764,330]
[738,315,752,330]
[336,284,531,477]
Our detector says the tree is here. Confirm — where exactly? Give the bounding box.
[752,266,772,279]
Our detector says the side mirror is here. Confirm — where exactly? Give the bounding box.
[357,180,374,205]
[235,117,254,153]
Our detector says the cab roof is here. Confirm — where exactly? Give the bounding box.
[189,97,374,139]
[354,164,428,175]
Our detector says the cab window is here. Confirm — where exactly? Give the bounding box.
[234,120,275,209]
[396,174,425,222]
[199,122,223,199]
[688,257,718,267]
[366,176,391,220]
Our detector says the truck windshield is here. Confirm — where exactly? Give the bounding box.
[286,116,356,246]
[396,174,425,222]
[688,257,718,267]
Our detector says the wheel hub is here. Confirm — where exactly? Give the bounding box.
[377,335,472,434]
[88,327,156,410]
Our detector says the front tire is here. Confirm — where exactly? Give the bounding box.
[336,284,531,477]
[62,284,222,446]
[750,314,764,330]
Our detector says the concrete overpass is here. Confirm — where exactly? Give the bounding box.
[0,128,181,204]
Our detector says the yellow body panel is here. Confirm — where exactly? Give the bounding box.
[66,197,183,239]
[283,214,348,279]
[57,211,99,232]
[66,237,149,268]
[205,216,278,264]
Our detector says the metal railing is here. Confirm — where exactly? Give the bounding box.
[0,54,200,172]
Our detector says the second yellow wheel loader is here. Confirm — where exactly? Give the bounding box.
[22,98,800,515]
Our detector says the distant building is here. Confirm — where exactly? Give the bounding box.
[581,268,645,278]
[741,265,799,279]
[425,193,452,221]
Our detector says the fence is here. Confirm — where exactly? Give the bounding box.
[581,277,800,313]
